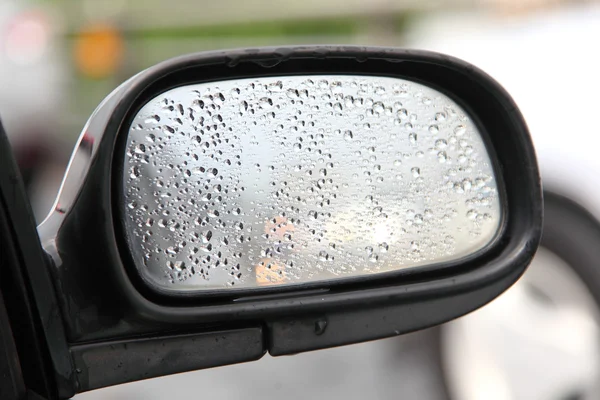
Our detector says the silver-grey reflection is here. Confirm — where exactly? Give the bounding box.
[442,247,600,400]
[123,75,501,292]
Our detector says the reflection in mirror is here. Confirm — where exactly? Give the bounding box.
[122,75,501,292]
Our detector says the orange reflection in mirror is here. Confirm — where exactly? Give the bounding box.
[264,216,294,237]
[255,258,286,286]
[255,216,295,285]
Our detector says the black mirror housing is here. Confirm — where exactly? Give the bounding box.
[32,46,542,396]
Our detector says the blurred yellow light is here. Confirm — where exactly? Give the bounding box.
[74,23,123,79]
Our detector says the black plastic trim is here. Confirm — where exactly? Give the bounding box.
[71,326,265,392]
[268,262,523,355]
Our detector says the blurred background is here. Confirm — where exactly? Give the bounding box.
[4,0,600,399]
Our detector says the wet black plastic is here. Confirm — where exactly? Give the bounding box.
[71,327,265,391]
[39,46,542,395]
[0,121,74,399]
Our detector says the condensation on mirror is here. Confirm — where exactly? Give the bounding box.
[122,75,502,292]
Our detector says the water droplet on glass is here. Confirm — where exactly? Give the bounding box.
[435,139,448,149]
[144,115,161,124]
[166,246,179,255]
[259,97,273,108]
[318,251,330,261]
[437,151,447,163]
[134,144,146,154]
[397,108,408,119]
[344,96,354,108]
[130,166,141,179]
[455,125,466,136]
[462,179,472,191]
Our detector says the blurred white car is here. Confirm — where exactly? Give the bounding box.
[410,5,600,400]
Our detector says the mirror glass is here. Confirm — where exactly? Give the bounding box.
[122,75,502,293]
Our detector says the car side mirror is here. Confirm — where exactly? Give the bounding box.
[32,46,541,398]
